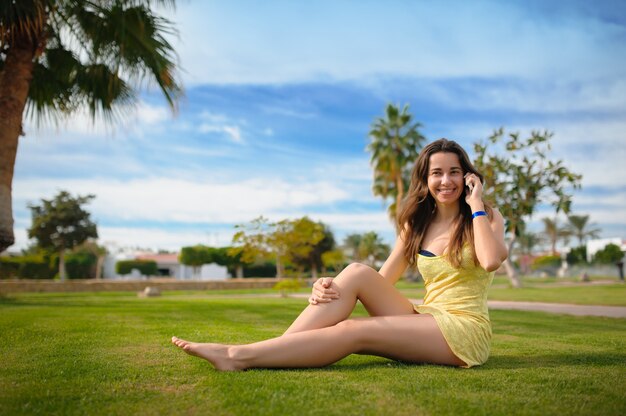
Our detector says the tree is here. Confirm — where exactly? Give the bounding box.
[27,191,97,281]
[473,129,582,287]
[367,104,426,221]
[74,239,107,279]
[217,247,244,278]
[514,225,542,275]
[230,216,274,274]
[0,0,182,252]
[593,243,624,264]
[357,231,390,267]
[541,217,570,256]
[179,245,215,278]
[291,222,335,278]
[515,226,541,256]
[269,217,325,278]
[343,233,363,262]
[321,249,346,274]
[566,214,600,247]
[231,216,325,278]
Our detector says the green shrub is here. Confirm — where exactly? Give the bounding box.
[0,257,20,279]
[0,255,56,279]
[17,256,55,279]
[273,278,304,297]
[531,255,561,275]
[567,246,587,264]
[241,261,276,278]
[593,243,624,264]
[65,252,97,279]
[115,260,158,276]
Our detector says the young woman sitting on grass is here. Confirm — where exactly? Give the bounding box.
[172,138,508,370]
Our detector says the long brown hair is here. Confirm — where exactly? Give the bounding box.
[397,138,492,268]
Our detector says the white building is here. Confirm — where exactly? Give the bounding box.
[103,251,228,280]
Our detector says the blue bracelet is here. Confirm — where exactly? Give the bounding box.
[472,210,487,219]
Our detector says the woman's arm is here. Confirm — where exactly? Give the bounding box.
[472,208,508,272]
[378,233,410,284]
[465,174,509,272]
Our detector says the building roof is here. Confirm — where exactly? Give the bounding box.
[136,253,180,265]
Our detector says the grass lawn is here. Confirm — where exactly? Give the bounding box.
[1,292,625,416]
[396,278,626,306]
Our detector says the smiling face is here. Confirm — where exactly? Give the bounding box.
[427,152,465,206]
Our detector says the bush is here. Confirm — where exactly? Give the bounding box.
[18,256,56,279]
[115,260,158,276]
[65,252,97,279]
[241,261,276,278]
[567,246,587,264]
[531,255,561,275]
[593,243,624,264]
[273,278,304,297]
[0,257,20,279]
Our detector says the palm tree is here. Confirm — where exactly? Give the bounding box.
[0,0,182,252]
[516,228,541,256]
[357,231,390,267]
[566,214,600,246]
[343,233,363,262]
[367,104,426,221]
[541,217,570,255]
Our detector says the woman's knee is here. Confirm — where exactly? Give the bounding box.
[340,262,377,279]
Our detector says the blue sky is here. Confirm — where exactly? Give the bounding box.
[11,0,626,252]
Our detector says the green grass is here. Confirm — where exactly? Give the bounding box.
[487,284,626,306]
[395,278,626,306]
[1,292,625,415]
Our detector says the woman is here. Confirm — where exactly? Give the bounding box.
[172,138,508,370]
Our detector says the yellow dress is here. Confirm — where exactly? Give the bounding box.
[414,245,494,368]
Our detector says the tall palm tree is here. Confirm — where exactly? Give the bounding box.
[343,233,363,262]
[541,217,570,255]
[357,231,390,267]
[0,0,182,252]
[566,214,600,246]
[367,104,425,221]
[516,228,541,256]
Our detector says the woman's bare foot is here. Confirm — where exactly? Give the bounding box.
[171,336,243,371]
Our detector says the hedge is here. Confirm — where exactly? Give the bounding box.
[64,252,97,279]
[116,260,158,276]
[0,256,56,279]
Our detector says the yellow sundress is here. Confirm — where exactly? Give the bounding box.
[414,245,494,368]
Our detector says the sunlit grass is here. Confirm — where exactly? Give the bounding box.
[1,292,624,415]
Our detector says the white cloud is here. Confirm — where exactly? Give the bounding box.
[24,101,173,140]
[198,123,243,144]
[222,126,243,143]
[195,111,246,143]
[136,102,170,124]
[14,176,352,224]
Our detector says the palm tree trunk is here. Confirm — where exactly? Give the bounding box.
[0,34,37,252]
[395,173,404,224]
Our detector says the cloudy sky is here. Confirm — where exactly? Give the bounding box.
[12,0,626,253]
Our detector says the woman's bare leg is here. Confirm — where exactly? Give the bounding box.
[284,263,416,335]
[172,314,465,370]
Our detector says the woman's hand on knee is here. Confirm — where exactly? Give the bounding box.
[309,277,339,305]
